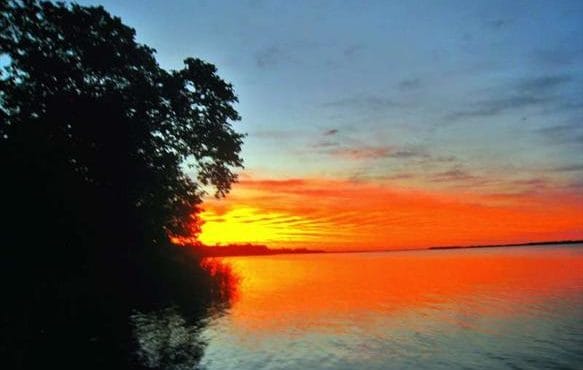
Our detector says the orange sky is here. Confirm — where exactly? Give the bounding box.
[197,174,583,251]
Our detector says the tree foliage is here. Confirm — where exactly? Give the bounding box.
[0,0,244,246]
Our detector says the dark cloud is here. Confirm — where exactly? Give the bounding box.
[398,78,421,90]
[323,129,339,136]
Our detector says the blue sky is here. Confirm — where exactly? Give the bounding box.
[75,0,583,194]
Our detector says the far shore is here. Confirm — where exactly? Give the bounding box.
[192,239,583,257]
[427,239,583,251]
[192,244,325,257]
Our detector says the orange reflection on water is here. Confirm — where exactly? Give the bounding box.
[214,246,583,333]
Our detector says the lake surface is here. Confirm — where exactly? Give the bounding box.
[133,244,583,369]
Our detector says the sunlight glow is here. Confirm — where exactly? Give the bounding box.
[197,177,583,250]
[198,206,333,246]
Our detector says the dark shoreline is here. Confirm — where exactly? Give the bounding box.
[193,244,325,257]
[427,239,583,251]
[194,239,583,257]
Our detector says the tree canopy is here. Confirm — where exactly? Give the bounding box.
[0,0,244,248]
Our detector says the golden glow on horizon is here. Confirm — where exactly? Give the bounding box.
[197,177,583,250]
[198,207,333,246]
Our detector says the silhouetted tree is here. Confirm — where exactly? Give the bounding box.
[0,1,244,368]
[1,0,243,246]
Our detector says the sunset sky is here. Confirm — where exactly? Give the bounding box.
[79,0,583,250]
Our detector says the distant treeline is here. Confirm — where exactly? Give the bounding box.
[191,244,325,257]
[429,239,583,251]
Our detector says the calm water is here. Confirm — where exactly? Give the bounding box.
[133,245,583,369]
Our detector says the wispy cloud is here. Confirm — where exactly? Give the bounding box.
[328,146,393,160]
[322,95,400,111]
[312,140,339,149]
[323,144,456,168]
[324,144,439,161]
[390,148,430,159]
[550,164,583,173]
[535,123,583,146]
[431,168,477,182]
[445,75,573,122]
[486,18,511,29]
[510,178,552,191]
[398,78,421,90]
[531,48,583,67]
[323,128,339,136]
[255,45,287,68]
[343,44,364,58]
[428,167,493,188]
[518,75,572,94]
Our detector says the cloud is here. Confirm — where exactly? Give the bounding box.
[390,148,430,159]
[323,128,338,136]
[322,95,400,111]
[343,44,364,58]
[387,173,415,180]
[447,96,544,121]
[511,178,551,188]
[324,145,438,161]
[255,45,285,68]
[550,164,583,172]
[445,75,573,122]
[328,146,392,160]
[566,179,583,189]
[484,18,512,30]
[531,48,583,67]
[310,129,341,148]
[535,123,583,146]
[398,78,421,90]
[239,178,307,189]
[431,169,476,182]
[429,168,490,187]
[518,75,572,94]
[321,143,457,169]
[312,140,339,149]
